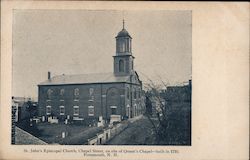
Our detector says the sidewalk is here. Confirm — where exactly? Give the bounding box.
[106,115,156,145]
[128,115,143,123]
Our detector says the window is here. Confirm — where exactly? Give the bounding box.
[127,88,130,99]
[74,88,80,99]
[89,88,94,101]
[121,42,125,52]
[110,106,117,115]
[126,105,130,117]
[134,90,137,99]
[129,39,132,52]
[119,60,124,72]
[59,106,65,115]
[134,104,137,116]
[46,106,51,115]
[110,91,115,97]
[59,89,65,101]
[47,89,53,99]
[88,106,94,116]
[60,89,65,96]
[126,39,129,52]
[73,106,79,116]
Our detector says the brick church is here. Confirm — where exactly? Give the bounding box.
[38,21,145,124]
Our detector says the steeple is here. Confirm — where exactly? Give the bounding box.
[115,20,132,54]
[113,20,134,76]
[123,19,125,29]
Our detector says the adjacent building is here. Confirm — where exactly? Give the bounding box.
[163,80,192,111]
[12,97,38,122]
[38,22,145,124]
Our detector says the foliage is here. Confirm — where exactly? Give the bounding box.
[145,96,153,116]
[16,100,40,136]
[25,100,38,118]
[144,79,191,145]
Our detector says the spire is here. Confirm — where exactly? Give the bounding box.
[123,19,125,29]
[116,17,131,38]
[122,10,125,29]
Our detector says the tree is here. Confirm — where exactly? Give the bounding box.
[26,100,37,119]
[144,79,191,145]
[145,95,152,116]
[18,100,41,136]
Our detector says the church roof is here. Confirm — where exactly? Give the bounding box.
[116,29,131,38]
[38,72,131,86]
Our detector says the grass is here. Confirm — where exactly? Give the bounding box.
[35,123,102,145]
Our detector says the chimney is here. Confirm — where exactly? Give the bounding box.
[48,71,51,80]
[189,79,192,86]
[188,79,192,91]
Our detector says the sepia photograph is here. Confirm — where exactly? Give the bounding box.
[1,1,248,160]
[11,10,192,145]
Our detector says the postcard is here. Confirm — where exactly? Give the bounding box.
[0,1,249,160]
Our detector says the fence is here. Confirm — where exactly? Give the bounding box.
[87,122,128,145]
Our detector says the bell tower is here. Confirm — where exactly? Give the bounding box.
[114,20,134,76]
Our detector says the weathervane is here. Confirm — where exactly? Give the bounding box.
[123,19,125,29]
[122,11,125,29]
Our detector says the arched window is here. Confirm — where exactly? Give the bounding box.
[74,88,79,96]
[60,89,65,96]
[119,60,124,72]
[126,38,130,52]
[74,88,80,99]
[119,41,126,53]
[127,87,130,99]
[47,89,53,99]
[122,42,125,52]
[134,89,137,99]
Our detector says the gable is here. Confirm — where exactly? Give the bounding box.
[129,71,142,85]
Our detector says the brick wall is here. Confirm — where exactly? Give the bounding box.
[38,82,144,121]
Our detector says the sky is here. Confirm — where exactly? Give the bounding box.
[12,10,191,98]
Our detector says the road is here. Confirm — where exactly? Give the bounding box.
[107,115,158,145]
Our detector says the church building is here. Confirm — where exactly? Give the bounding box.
[38,21,145,124]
